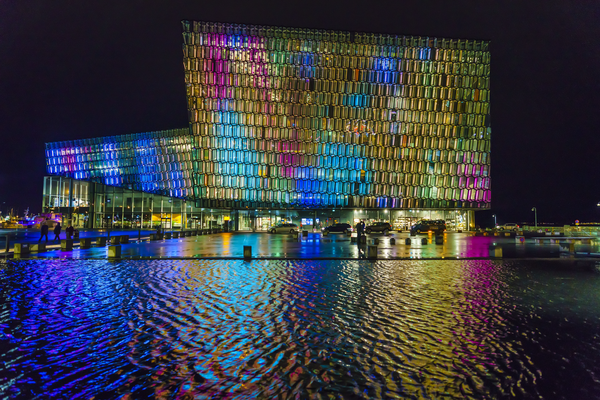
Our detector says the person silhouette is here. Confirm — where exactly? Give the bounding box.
[65,224,75,240]
[39,219,49,242]
[53,222,62,241]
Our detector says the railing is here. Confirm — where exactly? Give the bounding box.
[520,225,600,237]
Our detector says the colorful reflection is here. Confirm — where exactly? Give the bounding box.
[2,259,599,398]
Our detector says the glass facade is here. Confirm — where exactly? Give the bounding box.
[45,128,193,199]
[42,176,232,230]
[42,176,474,231]
[43,21,489,230]
[183,21,491,210]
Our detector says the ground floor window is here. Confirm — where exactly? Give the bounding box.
[41,176,475,231]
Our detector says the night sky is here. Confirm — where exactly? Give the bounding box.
[1,0,599,226]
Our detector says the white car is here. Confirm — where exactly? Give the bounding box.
[498,223,520,231]
[269,223,298,234]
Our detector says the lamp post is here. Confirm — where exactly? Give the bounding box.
[492,214,497,227]
[531,207,537,228]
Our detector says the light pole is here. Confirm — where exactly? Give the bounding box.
[492,214,497,227]
[531,207,537,228]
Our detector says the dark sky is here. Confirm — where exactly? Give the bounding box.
[1,0,599,226]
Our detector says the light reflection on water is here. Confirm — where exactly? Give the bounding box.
[1,259,600,399]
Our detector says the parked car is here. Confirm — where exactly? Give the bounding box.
[322,223,353,234]
[410,220,446,234]
[365,222,392,234]
[498,223,520,231]
[269,223,298,234]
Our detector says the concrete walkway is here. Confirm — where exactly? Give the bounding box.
[4,232,599,260]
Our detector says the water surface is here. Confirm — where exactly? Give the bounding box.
[1,259,599,399]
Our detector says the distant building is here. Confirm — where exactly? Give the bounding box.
[43,21,491,231]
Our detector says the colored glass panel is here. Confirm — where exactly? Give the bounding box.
[45,22,491,210]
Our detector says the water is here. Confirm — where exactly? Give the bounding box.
[1,259,600,399]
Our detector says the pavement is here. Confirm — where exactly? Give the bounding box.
[2,231,599,260]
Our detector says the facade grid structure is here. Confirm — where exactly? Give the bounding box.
[183,20,491,210]
[43,20,491,231]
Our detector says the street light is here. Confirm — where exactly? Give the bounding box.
[531,207,537,228]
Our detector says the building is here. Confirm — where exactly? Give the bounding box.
[43,21,491,232]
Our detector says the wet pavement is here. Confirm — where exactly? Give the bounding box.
[5,231,600,260]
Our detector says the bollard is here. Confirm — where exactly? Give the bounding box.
[373,238,379,245]
[157,233,164,240]
[390,238,396,245]
[504,232,511,237]
[5,235,9,253]
[351,236,357,243]
[79,238,92,249]
[405,238,411,245]
[435,235,444,245]
[149,233,157,241]
[31,243,46,253]
[294,231,300,240]
[119,235,129,244]
[61,240,73,251]
[110,236,120,245]
[243,245,252,259]
[421,238,428,245]
[323,230,329,236]
[164,232,172,239]
[138,229,141,242]
[14,243,30,255]
[173,232,179,239]
[96,237,107,247]
[489,246,503,258]
[359,236,367,244]
[367,245,378,259]
[108,245,121,258]
[303,230,308,237]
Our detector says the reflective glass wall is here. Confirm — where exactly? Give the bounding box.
[44,21,491,215]
[42,176,232,230]
[182,20,491,210]
[45,129,193,200]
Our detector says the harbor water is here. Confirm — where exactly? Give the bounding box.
[1,259,600,398]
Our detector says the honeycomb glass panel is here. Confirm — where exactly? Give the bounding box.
[45,21,490,212]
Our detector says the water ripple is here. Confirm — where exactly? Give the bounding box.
[1,259,600,398]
